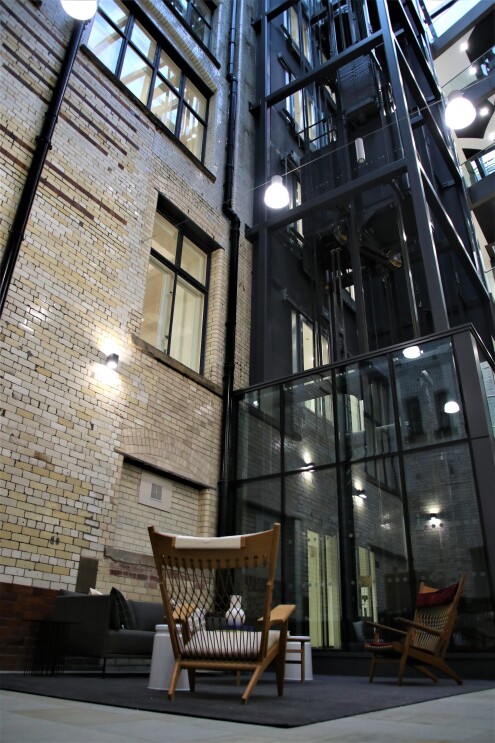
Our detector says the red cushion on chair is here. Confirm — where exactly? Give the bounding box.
[363,641,394,650]
[416,582,459,608]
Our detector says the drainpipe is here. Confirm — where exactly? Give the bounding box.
[218,0,241,536]
[0,21,85,317]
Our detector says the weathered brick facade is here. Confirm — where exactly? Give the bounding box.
[0,0,256,663]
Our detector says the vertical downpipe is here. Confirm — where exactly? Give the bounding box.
[0,21,85,317]
[218,0,241,535]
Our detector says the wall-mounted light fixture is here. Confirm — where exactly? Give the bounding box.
[355,137,366,164]
[354,489,367,500]
[403,345,421,359]
[105,353,119,370]
[264,175,290,209]
[428,513,444,529]
[445,91,476,130]
[60,0,98,19]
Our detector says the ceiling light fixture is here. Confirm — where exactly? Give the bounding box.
[403,345,421,359]
[264,175,290,209]
[355,137,366,164]
[445,92,476,130]
[444,400,460,414]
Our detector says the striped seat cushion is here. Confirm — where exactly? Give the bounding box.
[182,629,280,659]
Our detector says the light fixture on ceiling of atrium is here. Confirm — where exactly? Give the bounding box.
[386,250,403,269]
[444,400,460,414]
[264,175,290,209]
[479,106,490,117]
[459,41,469,52]
[403,345,421,359]
[60,0,98,20]
[444,92,476,130]
[105,353,119,370]
[355,137,366,164]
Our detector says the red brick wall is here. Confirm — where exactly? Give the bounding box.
[0,583,59,671]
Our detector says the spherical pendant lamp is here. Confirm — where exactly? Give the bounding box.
[264,175,290,209]
[60,0,98,20]
[445,92,476,130]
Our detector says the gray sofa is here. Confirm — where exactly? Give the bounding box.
[52,592,165,673]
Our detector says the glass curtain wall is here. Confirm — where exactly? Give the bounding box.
[234,329,495,652]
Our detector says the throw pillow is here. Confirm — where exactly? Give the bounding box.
[416,582,459,608]
[89,587,102,595]
[110,587,134,629]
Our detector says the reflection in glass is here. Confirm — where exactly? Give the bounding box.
[394,338,466,447]
[87,14,123,73]
[285,470,341,645]
[151,80,179,132]
[284,374,335,472]
[130,20,156,61]
[179,109,204,159]
[170,278,204,372]
[236,387,281,480]
[151,213,178,263]
[181,237,207,283]
[140,259,173,351]
[120,47,152,104]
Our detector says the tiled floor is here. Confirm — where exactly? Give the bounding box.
[1,687,494,743]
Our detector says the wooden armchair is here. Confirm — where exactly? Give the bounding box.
[364,576,465,685]
[148,523,295,704]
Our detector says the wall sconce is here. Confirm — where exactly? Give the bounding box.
[105,353,119,370]
[428,513,444,529]
[264,175,290,209]
[403,345,421,359]
[444,400,460,414]
[60,0,98,20]
[445,92,476,130]
[354,489,367,500]
[355,138,366,164]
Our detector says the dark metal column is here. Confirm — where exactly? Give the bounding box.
[376,0,449,332]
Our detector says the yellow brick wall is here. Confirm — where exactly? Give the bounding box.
[0,0,255,598]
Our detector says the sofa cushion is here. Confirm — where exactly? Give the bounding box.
[127,600,164,631]
[110,587,134,629]
[107,629,155,656]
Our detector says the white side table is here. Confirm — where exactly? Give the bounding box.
[284,635,313,682]
[148,624,189,691]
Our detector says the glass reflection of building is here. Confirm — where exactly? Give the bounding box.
[225,0,495,660]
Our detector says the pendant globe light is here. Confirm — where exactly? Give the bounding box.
[264,175,290,209]
[445,92,476,130]
[60,0,98,20]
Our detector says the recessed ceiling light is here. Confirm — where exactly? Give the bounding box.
[460,41,468,52]
[479,106,490,117]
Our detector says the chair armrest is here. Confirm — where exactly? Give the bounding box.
[365,620,407,637]
[394,617,442,635]
[258,604,296,625]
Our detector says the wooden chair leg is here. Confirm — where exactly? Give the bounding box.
[415,664,438,683]
[369,655,377,683]
[167,661,182,701]
[435,659,463,685]
[397,651,408,685]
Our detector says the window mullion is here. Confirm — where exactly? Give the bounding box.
[115,16,134,80]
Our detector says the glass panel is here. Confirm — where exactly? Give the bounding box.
[87,14,123,73]
[98,0,128,29]
[140,258,173,351]
[345,459,410,635]
[393,338,466,448]
[181,237,207,283]
[285,470,341,646]
[480,357,495,439]
[302,319,314,370]
[302,18,312,62]
[321,335,330,365]
[169,278,204,372]
[289,7,299,46]
[179,109,204,159]
[337,356,397,461]
[284,373,335,471]
[151,79,179,132]
[235,479,282,603]
[158,50,181,91]
[120,46,152,105]
[404,442,494,649]
[130,20,156,62]
[191,7,211,46]
[151,213,178,264]
[236,386,281,479]
[184,80,207,118]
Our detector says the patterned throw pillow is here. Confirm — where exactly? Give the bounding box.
[110,587,134,629]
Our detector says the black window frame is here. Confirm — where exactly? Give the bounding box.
[143,208,211,375]
[87,0,210,163]
[166,0,215,51]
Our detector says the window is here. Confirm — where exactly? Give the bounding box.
[87,0,209,161]
[168,0,214,49]
[141,212,209,373]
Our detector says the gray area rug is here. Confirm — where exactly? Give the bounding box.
[1,673,494,727]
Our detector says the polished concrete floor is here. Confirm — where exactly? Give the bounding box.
[1,687,494,743]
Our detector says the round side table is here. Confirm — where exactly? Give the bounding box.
[148,624,189,691]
